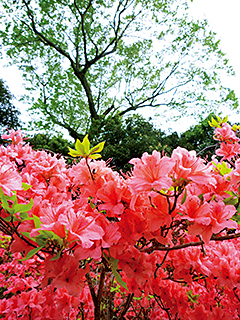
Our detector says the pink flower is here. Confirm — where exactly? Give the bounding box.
[1,129,25,145]
[0,163,22,196]
[181,195,211,225]
[42,255,89,296]
[58,209,104,248]
[187,199,237,244]
[231,158,240,185]
[143,194,172,232]
[97,180,124,216]
[215,142,240,160]
[129,151,175,208]
[129,151,175,192]
[214,123,239,143]
[171,147,216,186]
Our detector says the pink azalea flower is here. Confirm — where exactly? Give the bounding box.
[188,200,237,244]
[0,163,22,196]
[214,123,239,143]
[97,180,124,216]
[58,208,104,248]
[1,129,25,145]
[129,150,175,207]
[171,147,216,186]
[143,194,172,232]
[42,255,89,297]
[231,158,240,185]
[215,142,240,161]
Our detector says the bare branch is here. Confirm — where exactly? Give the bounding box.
[119,61,192,115]
[141,232,240,253]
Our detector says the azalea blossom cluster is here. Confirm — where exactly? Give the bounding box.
[1,117,240,319]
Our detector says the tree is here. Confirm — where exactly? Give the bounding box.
[176,113,216,157]
[0,0,238,140]
[0,78,21,136]
[90,113,219,170]
[89,114,167,171]
[28,133,74,158]
[27,113,220,171]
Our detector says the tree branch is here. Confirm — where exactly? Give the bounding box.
[141,232,240,253]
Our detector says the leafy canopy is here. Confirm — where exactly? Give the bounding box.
[0,0,238,139]
[0,79,21,136]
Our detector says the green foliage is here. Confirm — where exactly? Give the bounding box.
[28,133,74,157]
[0,78,21,137]
[0,0,238,140]
[103,250,128,291]
[212,161,232,177]
[177,113,216,158]
[28,113,218,171]
[187,289,199,304]
[89,114,168,171]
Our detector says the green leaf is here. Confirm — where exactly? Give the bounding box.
[75,139,86,155]
[223,197,238,206]
[187,289,199,304]
[33,214,41,229]
[20,211,31,220]
[68,135,105,160]
[181,188,187,205]
[50,251,62,261]
[89,141,105,155]
[222,115,228,123]
[82,135,90,153]
[2,215,12,222]
[22,182,32,191]
[35,234,48,246]
[20,231,31,239]
[14,198,33,214]
[1,195,15,214]
[19,246,44,261]
[109,256,129,291]
[68,146,82,157]
[89,153,102,159]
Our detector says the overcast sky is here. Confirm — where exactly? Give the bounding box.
[0,0,240,133]
[189,0,240,97]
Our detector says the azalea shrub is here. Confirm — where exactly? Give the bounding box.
[1,116,240,319]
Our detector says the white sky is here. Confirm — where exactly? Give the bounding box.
[189,0,240,98]
[0,0,240,134]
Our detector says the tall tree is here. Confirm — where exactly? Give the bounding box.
[0,0,238,140]
[0,79,21,135]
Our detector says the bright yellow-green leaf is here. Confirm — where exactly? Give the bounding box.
[82,135,90,153]
[89,154,102,159]
[22,182,32,191]
[222,115,228,123]
[68,135,105,159]
[89,141,105,154]
[208,120,214,128]
[187,289,199,304]
[68,147,82,157]
[75,139,86,155]
[109,256,129,291]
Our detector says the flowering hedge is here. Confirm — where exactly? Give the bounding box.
[1,116,240,319]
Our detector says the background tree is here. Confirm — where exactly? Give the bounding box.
[93,113,217,170]
[90,114,167,171]
[27,113,217,172]
[0,78,21,139]
[28,133,74,158]
[0,0,238,141]
[177,113,216,158]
